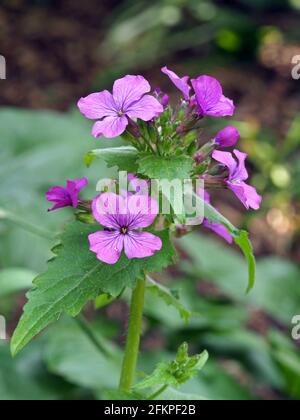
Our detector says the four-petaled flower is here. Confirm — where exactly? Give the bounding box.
[212,150,262,210]
[89,193,162,265]
[46,178,88,212]
[78,75,163,139]
[161,66,191,101]
[191,75,235,117]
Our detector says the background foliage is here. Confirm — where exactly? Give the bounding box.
[0,0,300,400]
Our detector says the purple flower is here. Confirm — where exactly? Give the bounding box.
[215,126,240,148]
[212,149,262,210]
[46,178,88,212]
[191,75,235,117]
[78,75,163,139]
[89,193,162,264]
[161,66,191,101]
[202,192,233,244]
[154,87,170,108]
[128,174,150,195]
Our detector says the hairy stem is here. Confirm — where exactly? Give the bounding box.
[119,277,146,392]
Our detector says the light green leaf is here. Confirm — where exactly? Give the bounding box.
[45,318,121,390]
[158,388,208,400]
[146,276,191,323]
[85,146,139,171]
[11,222,176,356]
[137,154,194,181]
[94,293,115,309]
[135,343,208,390]
[0,268,36,297]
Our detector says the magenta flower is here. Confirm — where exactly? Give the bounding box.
[154,87,170,108]
[203,192,233,244]
[215,126,240,148]
[191,75,235,117]
[46,178,88,212]
[212,150,262,210]
[78,75,163,139]
[161,66,191,101]
[89,193,162,264]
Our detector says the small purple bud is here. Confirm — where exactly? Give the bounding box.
[161,94,170,108]
[215,126,240,148]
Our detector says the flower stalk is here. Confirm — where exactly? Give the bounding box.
[119,276,146,392]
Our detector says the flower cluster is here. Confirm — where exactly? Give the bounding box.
[46,66,262,264]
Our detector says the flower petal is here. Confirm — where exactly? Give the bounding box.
[126,95,163,121]
[233,149,248,181]
[92,115,128,139]
[206,95,235,117]
[127,195,159,229]
[46,186,69,203]
[89,231,124,264]
[113,75,151,110]
[46,186,72,212]
[124,231,162,259]
[92,193,126,229]
[212,150,238,178]
[228,182,262,210]
[192,75,222,114]
[203,219,233,244]
[66,177,88,208]
[77,90,117,120]
[161,66,190,100]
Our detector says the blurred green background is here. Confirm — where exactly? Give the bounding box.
[0,0,300,400]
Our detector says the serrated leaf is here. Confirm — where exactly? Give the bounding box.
[11,222,176,356]
[138,154,194,181]
[85,146,139,171]
[192,192,256,292]
[135,343,208,390]
[146,276,191,323]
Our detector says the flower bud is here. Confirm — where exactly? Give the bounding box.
[215,126,240,148]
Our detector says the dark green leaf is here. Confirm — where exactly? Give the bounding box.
[146,276,192,323]
[11,222,176,356]
[85,146,139,171]
[137,154,194,181]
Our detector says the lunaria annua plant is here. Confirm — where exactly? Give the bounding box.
[11,67,262,399]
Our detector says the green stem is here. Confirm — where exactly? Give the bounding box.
[141,135,156,154]
[147,385,169,400]
[119,277,146,392]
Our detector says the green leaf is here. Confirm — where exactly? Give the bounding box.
[135,343,208,390]
[11,222,176,356]
[137,154,194,181]
[192,192,256,292]
[0,268,36,297]
[158,388,208,400]
[146,276,191,323]
[85,146,139,171]
[234,230,256,293]
[94,293,115,309]
[45,317,121,390]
